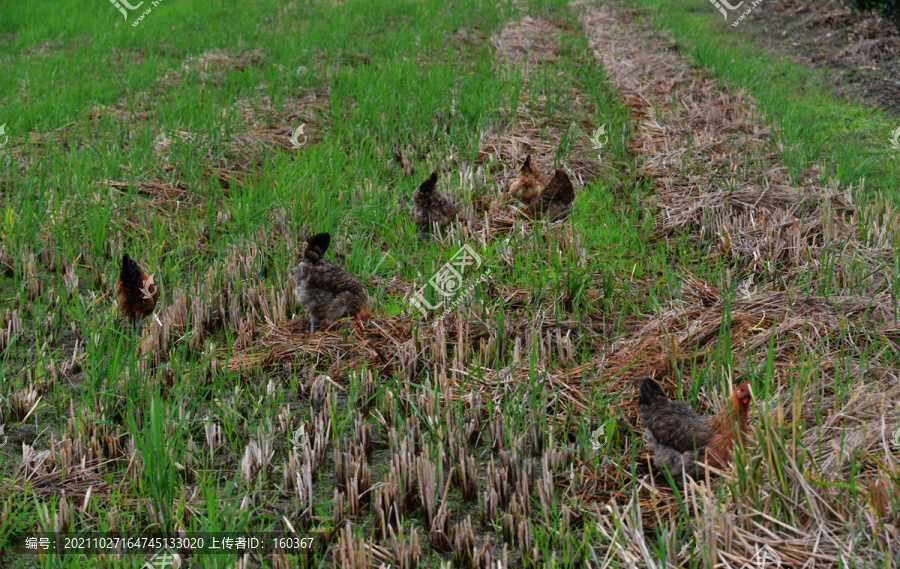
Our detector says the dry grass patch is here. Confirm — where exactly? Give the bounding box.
[566,1,900,565]
[158,48,265,90]
[492,16,562,67]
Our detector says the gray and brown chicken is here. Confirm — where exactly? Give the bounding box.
[410,172,459,237]
[291,233,374,334]
[638,378,752,484]
[524,168,575,221]
[508,155,550,205]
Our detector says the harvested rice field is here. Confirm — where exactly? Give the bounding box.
[1,0,899,567]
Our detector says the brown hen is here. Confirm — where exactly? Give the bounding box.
[115,253,160,337]
[508,155,549,204]
[524,168,575,221]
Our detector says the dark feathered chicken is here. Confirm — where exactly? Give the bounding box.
[639,378,752,484]
[508,155,549,205]
[410,172,459,237]
[525,168,575,221]
[115,253,160,337]
[291,233,374,334]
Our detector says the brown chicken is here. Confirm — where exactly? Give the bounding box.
[115,253,160,337]
[639,378,752,484]
[291,232,374,334]
[508,155,549,204]
[410,171,459,237]
[524,169,575,221]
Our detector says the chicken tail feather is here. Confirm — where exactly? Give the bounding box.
[418,172,438,194]
[638,378,667,408]
[119,254,142,286]
[305,233,331,260]
[521,155,536,174]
